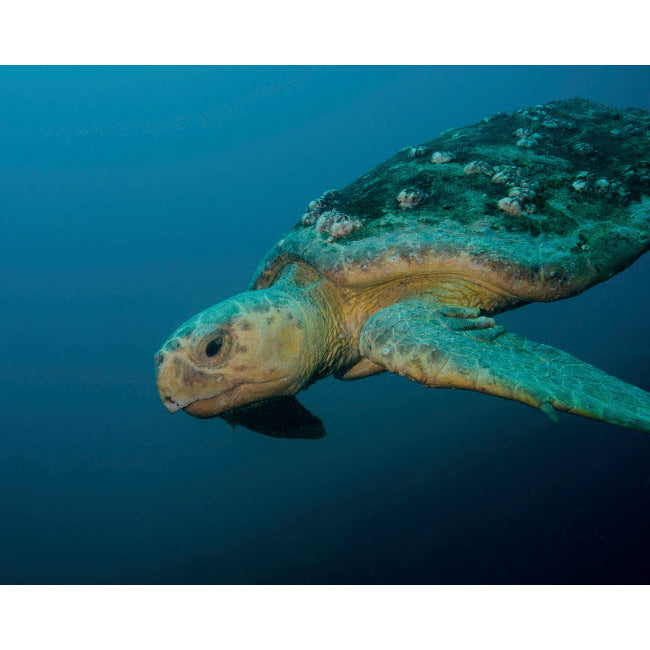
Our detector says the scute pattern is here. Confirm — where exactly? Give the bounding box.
[251,99,650,304]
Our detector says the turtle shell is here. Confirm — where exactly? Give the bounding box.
[251,98,650,303]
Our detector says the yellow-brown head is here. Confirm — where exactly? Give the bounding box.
[155,289,309,418]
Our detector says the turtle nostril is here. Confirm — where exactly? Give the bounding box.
[154,353,164,366]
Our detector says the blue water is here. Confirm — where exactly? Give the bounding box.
[1,66,649,584]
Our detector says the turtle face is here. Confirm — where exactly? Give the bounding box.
[155,291,306,418]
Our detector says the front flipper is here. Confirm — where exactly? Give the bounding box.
[221,396,326,439]
[359,299,650,433]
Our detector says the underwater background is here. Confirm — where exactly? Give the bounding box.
[1,65,649,584]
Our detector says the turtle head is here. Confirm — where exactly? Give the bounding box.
[155,289,309,418]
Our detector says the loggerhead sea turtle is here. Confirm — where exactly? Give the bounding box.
[155,98,650,438]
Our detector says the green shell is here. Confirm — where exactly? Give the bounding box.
[251,98,650,302]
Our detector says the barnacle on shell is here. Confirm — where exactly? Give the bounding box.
[571,172,629,201]
[430,151,455,164]
[397,188,426,209]
[507,186,536,203]
[315,211,362,241]
[464,160,494,176]
[301,189,339,226]
[497,197,525,215]
[492,166,523,185]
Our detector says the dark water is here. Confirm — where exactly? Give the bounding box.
[2,66,650,584]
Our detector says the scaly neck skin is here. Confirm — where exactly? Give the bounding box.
[267,263,520,387]
[269,267,354,389]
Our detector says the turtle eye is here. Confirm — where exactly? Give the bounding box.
[205,336,223,358]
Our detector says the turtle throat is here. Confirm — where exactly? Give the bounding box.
[268,262,353,387]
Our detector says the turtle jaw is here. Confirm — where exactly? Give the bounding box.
[155,349,294,418]
[158,388,234,417]
[156,371,211,415]
[155,349,234,416]
[156,369,239,418]
[181,377,293,419]
[180,386,244,418]
[181,390,245,418]
[159,388,198,414]
[162,394,184,414]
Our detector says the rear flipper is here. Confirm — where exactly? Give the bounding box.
[359,299,650,433]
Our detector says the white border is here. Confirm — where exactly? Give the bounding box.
[1,1,648,63]
[0,5,648,648]
[1,586,649,649]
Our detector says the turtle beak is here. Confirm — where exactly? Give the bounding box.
[154,352,175,412]
[154,349,196,414]
[154,345,242,416]
[160,391,183,413]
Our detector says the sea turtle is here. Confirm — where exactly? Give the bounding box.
[155,98,650,438]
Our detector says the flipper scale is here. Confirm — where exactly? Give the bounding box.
[359,298,650,433]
